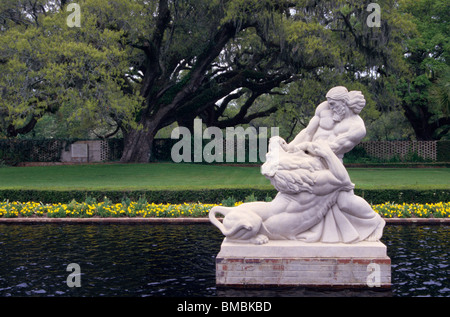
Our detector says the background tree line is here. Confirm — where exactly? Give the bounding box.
[0,0,448,163]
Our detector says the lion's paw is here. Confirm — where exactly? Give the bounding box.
[252,234,269,245]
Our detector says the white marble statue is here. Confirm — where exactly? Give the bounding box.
[285,86,367,161]
[209,86,385,244]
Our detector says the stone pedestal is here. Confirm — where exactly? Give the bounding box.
[215,239,391,289]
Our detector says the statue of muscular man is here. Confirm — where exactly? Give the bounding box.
[285,86,367,161]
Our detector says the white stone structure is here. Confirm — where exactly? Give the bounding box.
[216,240,391,288]
[210,86,391,288]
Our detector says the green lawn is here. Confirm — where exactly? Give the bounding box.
[347,168,450,190]
[0,163,270,190]
[0,163,448,191]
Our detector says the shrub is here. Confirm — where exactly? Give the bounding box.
[437,140,450,162]
[221,196,237,207]
[0,188,448,205]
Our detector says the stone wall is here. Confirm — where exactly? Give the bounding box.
[60,140,118,163]
[1,138,447,164]
[215,240,391,288]
[358,141,438,161]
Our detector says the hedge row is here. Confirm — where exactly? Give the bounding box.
[0,188,448,205]
[437,140,450,162]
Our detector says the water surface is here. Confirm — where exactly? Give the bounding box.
[0,224,448,297]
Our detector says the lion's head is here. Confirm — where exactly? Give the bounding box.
[261,137,325,194]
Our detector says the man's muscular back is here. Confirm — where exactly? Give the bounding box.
[288,101,366,159]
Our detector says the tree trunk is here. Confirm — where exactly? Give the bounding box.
[401,102,435,140]
[119,22,240,163]
[411,124,435,141]
[120,129,154,163]
[120,116,161,163]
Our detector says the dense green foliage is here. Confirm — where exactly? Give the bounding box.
[0,188,448,205]
[394,0,450,140]
[2,0,431,163]
[0,0,143,138]
[437,141,450,162]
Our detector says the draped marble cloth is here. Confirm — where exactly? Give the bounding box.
[295,194,382,243]
[258,189,382,244]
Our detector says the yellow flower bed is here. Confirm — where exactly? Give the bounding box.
[0,201,215,218]
[372,202,450,219]
[0,200,449,219]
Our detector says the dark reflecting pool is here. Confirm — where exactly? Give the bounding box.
[0,224,448,297]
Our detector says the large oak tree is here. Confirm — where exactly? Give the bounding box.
[0,0,415,162]
[396,0,449,140]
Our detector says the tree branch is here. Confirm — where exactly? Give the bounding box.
[6,116,40,137]
[93,124,121,140]
[139,0,171,100]
[216,105,279,128]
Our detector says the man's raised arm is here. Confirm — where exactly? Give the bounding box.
[286,101,327,151]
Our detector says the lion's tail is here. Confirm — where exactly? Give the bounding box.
[209,206,241,237]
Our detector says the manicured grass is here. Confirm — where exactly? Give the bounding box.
[347,167,450,190]
[0,163,270,190]
[0,163,448,191]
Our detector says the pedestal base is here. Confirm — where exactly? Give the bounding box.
[216,239,391,289]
